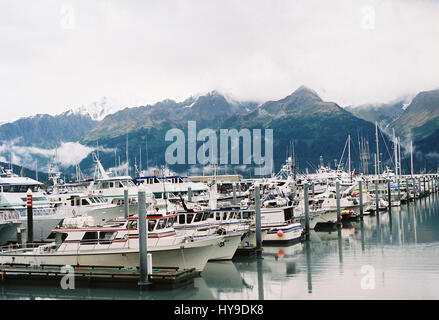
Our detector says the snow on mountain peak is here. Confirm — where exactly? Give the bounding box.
[72,97,119,121]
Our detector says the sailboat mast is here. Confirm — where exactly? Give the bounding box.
[410,139,414,176]
[398,137,401,176]
[375,121,380,177]
[348,134,351,181]
[126,133,129,176]
[393,129,398,176]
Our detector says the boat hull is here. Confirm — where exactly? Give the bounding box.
[262,223,303,244]
[0,237,219,272]
[0,222,21,246]
[208,233,243,261]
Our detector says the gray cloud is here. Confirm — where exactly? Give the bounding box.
[1,0,438,122]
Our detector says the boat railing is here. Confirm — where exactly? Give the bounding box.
[0,242,56,254]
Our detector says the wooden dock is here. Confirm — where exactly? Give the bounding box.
[0,264,198,290]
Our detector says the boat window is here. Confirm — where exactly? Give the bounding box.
[127,220,137,230]
[222,212,228,220]
[157,218,167,230]
[110,182,114,188]
[284,207,293,222]
[194,213,203,223]
[236,212,242,219]
[80,232,98,245]
[148,219,157,231]
[186,213,194,224]
[202,212,209,221]
[179,214,185,224]
[243,211,250,219]
[216,212,221,221]
[82,199,89,206]
[208,212,214,219]
[99,231,116,244]
[89,198,96,204]
[166,217,175,227]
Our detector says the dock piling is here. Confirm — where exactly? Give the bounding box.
[255,184,263,258]
[188,187,192,202]
[359,180,364,219]
[336,181,341,224]
[304,183,310,237]
[375,179,379,214]
[138,187,151,287]
[124,187,129,219]
[387,180,391,210]
[26,189,33,245]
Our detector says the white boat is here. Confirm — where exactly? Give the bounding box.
[0,168,67,242]
[0,211,21,245]
[0,213,221,272]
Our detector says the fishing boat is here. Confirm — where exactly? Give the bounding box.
[0,213,221,272]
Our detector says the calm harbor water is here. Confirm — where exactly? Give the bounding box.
[2,193,439,300]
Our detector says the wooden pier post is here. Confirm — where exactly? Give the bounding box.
[304,183,310,237]
[255,184,263,258]
[336,181,341,224]
[26,189,33,245]
[359,180,364,219]
[138,186,151,287]
[124,187,129,219]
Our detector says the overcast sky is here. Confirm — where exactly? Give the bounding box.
[1,0,439,122]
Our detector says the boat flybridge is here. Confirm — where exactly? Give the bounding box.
[87,153,143,207]
[0,167,67,242]
[0,211,224,272]
[133,173,208,201]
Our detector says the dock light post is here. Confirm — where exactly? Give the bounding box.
[26,189,33,245]
[138,186,151,287]
[124,187,129,219]
[336,181,341,225]
[255,184,263,258]
[359,180,364,219]
[304,183,310,237]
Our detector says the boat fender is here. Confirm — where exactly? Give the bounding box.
[72,209,76,216]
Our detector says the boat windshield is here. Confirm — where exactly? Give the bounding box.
[1,184,39,193]
[121,180,135,188]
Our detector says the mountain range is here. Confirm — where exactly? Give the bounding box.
[1,86,439,179]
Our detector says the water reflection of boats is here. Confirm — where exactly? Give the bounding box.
[262,242,303,259]
[309,228,355,242]
[202,261,250,298]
